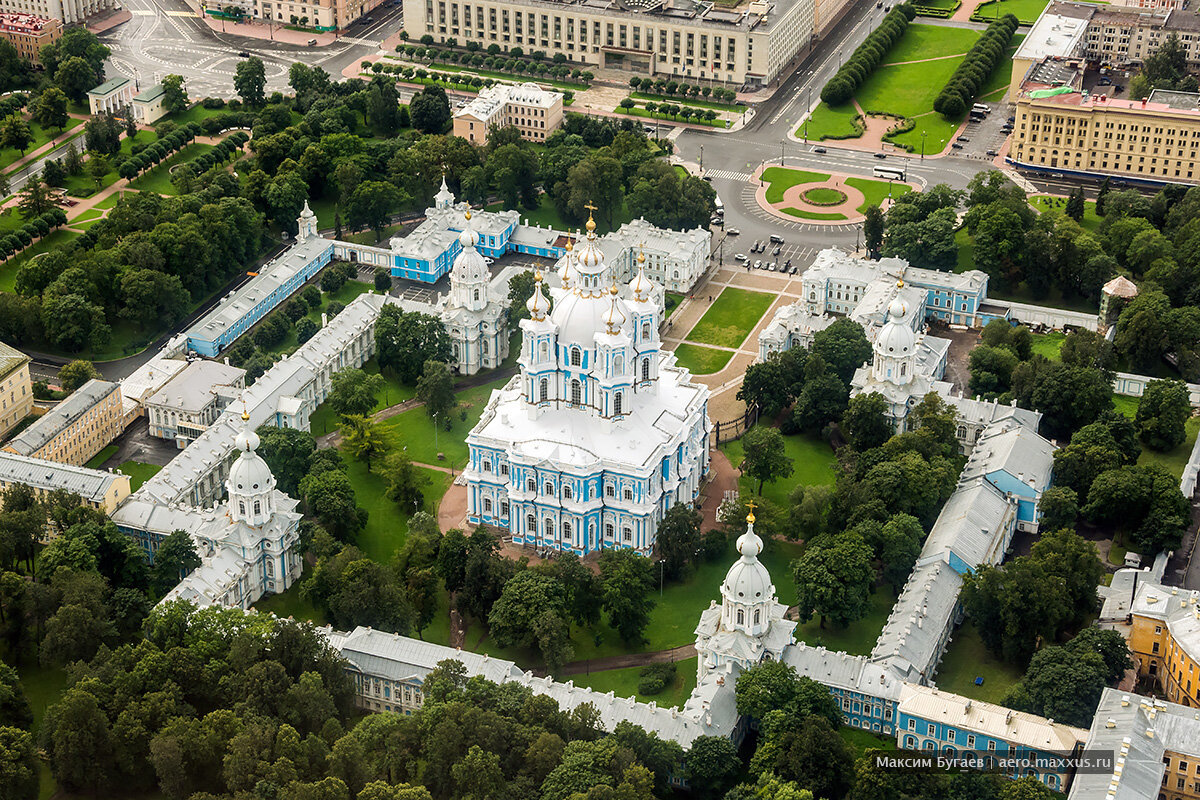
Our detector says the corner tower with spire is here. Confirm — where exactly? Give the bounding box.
[694,505,796,683]
[440,208,510,375]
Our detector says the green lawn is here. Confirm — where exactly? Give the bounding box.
[934,623,1023,704]
[664,291,684,319]
[971,0,1051,23]
[0,118,84,173]
[340,222,405,245]
[0,206,27,234]
[18,663,67,800]
[0,229,81,292]
[683,287,775,348]
[389,58,589,91]
[955,227,975,272]
[345,459,453,562]
[308,355,415,436]
[841,727,898,755]
[671,343,734,374]
[783,208,847,221]
[128,143,215,195]
[880,23,979,64]
[719,425,839,508]
[163,103,237,127]
[571,657,699,708]
[797,102,862,141]
[1137,416,1200,480]
[856,57,966,120]
[1111,395,1139,419]
[118,460,164,491]
[759,167,831,204]
[802,187,846,205]
[632,91,744,112]
[84,444,118,469]
[1029,194,1102,233]
[1029,330,1066,361]
[61,167,120,198]
[253,581,329,625]
[92,192,128,210]
[70,208,104,224]
[844,176,913,212]
[890,111,965,154]
[794,587,894,656]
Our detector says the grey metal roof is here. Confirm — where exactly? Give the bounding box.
[0,450,128,503]
[0,340,29,382]
[921,479,1016,571]
[144,361,246,414]
[334,625,524,685]
[871,560,963,683]
[782,643,903,703]
[960,421,1055,494]
[5,379,119,456]
[1068,689,1172,800]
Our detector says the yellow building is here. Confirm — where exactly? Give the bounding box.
[2,379,124,467]
[0,451,131,517]
[0,341,33,443]
[1129,581,1200,708]
[1011,71,1200,185]
[452,82,563,145]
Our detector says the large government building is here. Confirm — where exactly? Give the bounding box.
[402,0,816,87]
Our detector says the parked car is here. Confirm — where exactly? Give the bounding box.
[754,260,762,269]
[985,149,998,156]
[727,228,740,235]
[773,246,782,256]
[768,262,777,271]
[950,143,963,149]
[735,253,748,262]
[307,38,318,45]
[711,217,724,226]
[238,50,251,57]
[789,266,798,274]
[958,137,970,143]
[784,258,792,268]
[702,175,713,181]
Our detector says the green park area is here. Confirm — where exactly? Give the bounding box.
[879,23,981,63]
[783,208,847,221]
[935,624,1024,704]
[263,280,376,361]
[0,229,80,293]
[1029,193,1102,232]
[719,424,838,508]
[797,102,862,141]
[573,657,700,708]
[128,142,216,195]
[970,0,1050,23]
[802,187,847,205]
[117,461,163,492]
[794,588,894,656]
[0,118,84,174]
[671,342,734,374]
[759,167,830,204]
[684,288,775,349]
[845,176,913,212]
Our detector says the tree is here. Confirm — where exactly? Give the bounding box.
[598,549,655,644]
[41,158,66,187]
[0,726,39,800]
[415,359,456,423]
[41,686,115,794]
[162,74,188,114]
[863,204,884,253]
[735,661,841,727]
[487,570,574,671]
[343,415,389,472]
[1084,464,1189,555]
[299,469,366,541]
[234,57,267,107]
[57,360,98,393]
[256,426,317,496]
[792,533,874,628]
[1002,631,1131,727]
[54,57,96,103]
[683,736,740,800]
[375,306,454,383]
[752,714,853,799]
[87,153,110,191]
[382,451,429,515]
[1136,378,1190,451]
[151,530,201,597]
[42,293,110,352]
[409,86,451,134]
[328,369,385,419]
[1037,486,1078,532]
[654,503,702,581]
[842,392,892,451]
[811,318,872,384]
[33,88,69,132]
[1065,186,1085,222]
[740,426,794,495]
[792,371,847,432]
[374,266,392,293]
[16,175,53,219]
[0,115,31,155]
[346,181,404,241]
[0,663,32,730]
[83,112,121,155]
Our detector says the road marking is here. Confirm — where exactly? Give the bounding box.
[705,169,751,182]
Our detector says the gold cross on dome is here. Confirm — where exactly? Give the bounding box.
[746,500,757,513]
[584,202,598,213]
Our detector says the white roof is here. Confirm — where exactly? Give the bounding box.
[871,560,963,683]
[782,642,904,703]
[0,450,129,503]
[120,344,189,407]
[944,395,1043,432]
[920,478,1016,571]
[454,83,562,125]
[332,625,525,685]
[1070,689,1171,800]
[960,419,1055,493]
[144,360,246,413]
[900,684,1088,750]
[1014,3,1092,62]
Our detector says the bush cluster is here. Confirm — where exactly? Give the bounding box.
[819,3,916,106]
[637,661,678,695]
[392,44,593,85]
[628,76,740,104]
[933,14,1019,118]
[620,100,720,124]
[176,130,248,175]
[116,122,202,180]
[0,208,67,259]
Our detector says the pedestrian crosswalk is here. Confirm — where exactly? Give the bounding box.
[703,169,752,182]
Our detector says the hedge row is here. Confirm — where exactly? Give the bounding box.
[820,3,917,106]
[391,46,593,85]
[176,131,249,176]
[117,122,202,180]
[0,208,68,261]
[933,14,1019,118]
[912,4,956,18]
[628,77,740,104]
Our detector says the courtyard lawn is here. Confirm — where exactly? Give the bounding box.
[84,444,118,469]
[493,193,634,236]
[309,356,415,436]
[671,343,734,375]
[955,227,975,272]
[720,425,839,507]
[163,103,237,127]
[971,0,1051,23]
[797,102,862,141]
[783,208,847,221]
[341,222,405,245]
[1137,416,1200,480]
[934,623,1023,704]
[841,727,898,755]
[844,176,913,212]
[572,657,700,709]
[1029,330,1066,361]
[118,460,164,492]
[254,581,329,625]
[128,143,215,195]
[664,291,684,319]
[343,459,453,562]
[263,279,375,361]
[1111,394,1139,419]
[683,287,775,349]
[370,376,510,470]
[880,23,980,64]
[794,587,894,656]
[1029,194,1103,233]
[0,118,84,173]
[759,167,831,205]
[0,229,81,292]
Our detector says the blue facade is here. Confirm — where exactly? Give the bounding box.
[897,711,1071,792]
[913,280,987,327]
[831,688,897,736]
[985,469,1041,526]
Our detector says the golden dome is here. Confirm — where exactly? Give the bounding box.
[609,284,619,296]
[585,207,597,233]
[534,270,543,282]
[242,409,250,421]
[465,209,473,221]
[637,247,646,264]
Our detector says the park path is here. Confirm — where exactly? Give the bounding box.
[2,123,85,178]
[536,643,699,678]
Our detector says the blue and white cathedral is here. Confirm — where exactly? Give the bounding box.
[463,209,711,555]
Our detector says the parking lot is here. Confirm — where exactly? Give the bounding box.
[952,102,1014,161]
[726,236,824,275]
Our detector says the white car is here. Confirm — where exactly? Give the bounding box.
[753,260,762,269]
[484,257,494,265]
[735,253,748,263]
[726,228,740,235]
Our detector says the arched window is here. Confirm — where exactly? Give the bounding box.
[736,609,744,625]
[500,464,509,476]
[642,358,650,381]
[614,393,623,416]
[613,355,624,375]
[539,378,548,402]
[527,478,536,493]
[453,344,460,358]
[753,609,761,625]
[544,518,554,537]
[563,484,572,500]
[253,500,261,516]
[900,362,906,377]
[239,501,246,516]
[623,527,632,542]
[483,498,492,512]
[642,322,650,340]
[545,481,554,496]
[482,460,491,472]
[605,484,615,498]
[473,289,480,302]
[571,379,581,405]
[482,339,488,354]
[570,347,581,366]
[624,487,633,501]
[564,521,572,540]
[527,514,536,532]
[539,341,548,361]
[605,523,614,539]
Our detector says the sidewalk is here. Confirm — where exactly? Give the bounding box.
[200,14,339,45]
[2,122,85,177]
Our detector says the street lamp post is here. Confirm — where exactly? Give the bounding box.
[699,144,704,173]
[921,130,927,160]
[658,559,665,595]
[838,48,843,68]
[432,412,438,452]
[780,140,785,165]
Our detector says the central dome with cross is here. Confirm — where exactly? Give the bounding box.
[549,204,633,348]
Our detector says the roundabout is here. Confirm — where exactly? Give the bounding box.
[751,164,918,226]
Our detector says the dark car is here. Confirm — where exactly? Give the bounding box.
[873,152,887,159]
[702,175,712,181]
[773,246,781,256]
[950,143,963,149]
[985,149,998,156]
[238,50,251,57]
[958,137,970,143]
[812,146,827,154]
